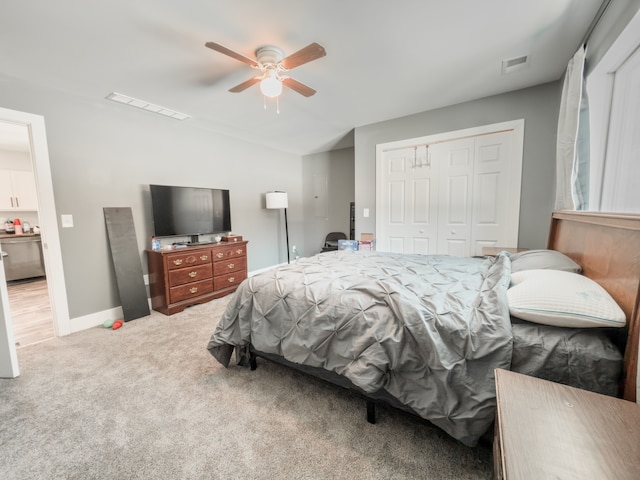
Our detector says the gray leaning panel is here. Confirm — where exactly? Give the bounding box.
[103,207,150,321]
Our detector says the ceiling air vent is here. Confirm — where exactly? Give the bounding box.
[501,55,529,75]
[106,92,191,120]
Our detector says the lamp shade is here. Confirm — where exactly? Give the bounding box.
[266,191,288,209]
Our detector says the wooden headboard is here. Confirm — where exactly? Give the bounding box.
[548,211,640,402]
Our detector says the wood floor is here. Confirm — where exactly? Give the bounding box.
[6,277,55,348]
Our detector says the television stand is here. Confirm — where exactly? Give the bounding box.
[147,240,248,315]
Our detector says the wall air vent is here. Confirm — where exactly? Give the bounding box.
[106,92,191,120]
[501,55,529,75]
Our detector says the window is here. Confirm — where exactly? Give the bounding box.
[587,9,640,212]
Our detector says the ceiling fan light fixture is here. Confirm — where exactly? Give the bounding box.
[260,70,283,98]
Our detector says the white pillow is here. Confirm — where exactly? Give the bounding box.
[509,249,581,274]
[508,269,626,328]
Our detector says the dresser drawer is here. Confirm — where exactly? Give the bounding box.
[169,278,214,304]
[211,244,247,262]
[166,250,212,270]
[168,263,213,287]
[213,257,246,276]
[214,270,247,291]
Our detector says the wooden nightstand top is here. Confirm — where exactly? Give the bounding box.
[494,369,640,479]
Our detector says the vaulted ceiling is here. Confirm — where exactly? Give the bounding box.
[0,1,603,155]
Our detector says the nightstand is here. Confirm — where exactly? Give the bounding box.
[493,369,640,479]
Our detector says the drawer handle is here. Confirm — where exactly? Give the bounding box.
[236,249,243,255]
[189,287,198,294]
[200,255,209,261]
[228,263,234,269]
[216,252,224,259]
[228,277,235,283]
[188,271,197,278]
[173,259,183,266]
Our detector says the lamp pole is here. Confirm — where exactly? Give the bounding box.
[284,207,290,264]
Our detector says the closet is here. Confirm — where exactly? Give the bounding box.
[375,120,524,256]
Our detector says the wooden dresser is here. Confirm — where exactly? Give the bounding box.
[147,241,248,315]
[493,368,640,479]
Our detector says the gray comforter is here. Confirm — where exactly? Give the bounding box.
[208,250,513,446]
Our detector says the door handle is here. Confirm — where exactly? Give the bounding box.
[1,251,7,258]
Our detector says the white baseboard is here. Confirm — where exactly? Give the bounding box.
[68,266,279,334]
[248,263,286,276]
[69,299,152,334]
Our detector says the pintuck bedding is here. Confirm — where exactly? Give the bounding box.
[207,250,623,446]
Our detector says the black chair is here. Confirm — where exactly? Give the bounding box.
[321,232,347,252]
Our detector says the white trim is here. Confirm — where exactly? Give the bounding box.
[249,263,287,276]
[374,120,524,153]
[0,245,19,377]
[0,107,71,339]
[587,8,640,210]
[70,306,124,333]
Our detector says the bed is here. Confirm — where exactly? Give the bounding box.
[207,211,640,446]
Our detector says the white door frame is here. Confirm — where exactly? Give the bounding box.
[0,247,19,377]
[0,108,70,349]
[375,119,525,250]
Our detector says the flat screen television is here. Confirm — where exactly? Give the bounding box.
[149,184,231,244]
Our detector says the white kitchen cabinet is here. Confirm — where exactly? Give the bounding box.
[0,169,38,210]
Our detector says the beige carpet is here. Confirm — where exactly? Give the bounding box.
[0,296,492,479]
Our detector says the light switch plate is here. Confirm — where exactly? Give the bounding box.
[363,208,370,218]
[61,214,74,228]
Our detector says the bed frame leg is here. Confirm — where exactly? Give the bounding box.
[249,351,257,370]
[366,399,376,424]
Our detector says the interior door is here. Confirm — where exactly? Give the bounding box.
[375,122,522,257]
[471,131,520,254]
[431,137,475,256]
[377,146,438,253]
[0,242,20,378]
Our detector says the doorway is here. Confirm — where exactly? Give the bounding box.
[0,107,70,377]
[0,124,54,347]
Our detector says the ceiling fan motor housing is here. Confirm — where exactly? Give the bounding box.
[256,46,285,68]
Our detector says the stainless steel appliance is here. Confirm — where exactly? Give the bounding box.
[0,236,45,281]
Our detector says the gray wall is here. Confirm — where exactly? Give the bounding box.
[302,147,355,256]
[354,81,562,249]
[0,79,303,318]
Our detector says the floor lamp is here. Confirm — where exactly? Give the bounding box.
[266,191,290,264]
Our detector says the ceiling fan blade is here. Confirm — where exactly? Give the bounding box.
[229,76,261,93]
[282,77,317,97]
[280,43,326,70]
[205,42,259,68]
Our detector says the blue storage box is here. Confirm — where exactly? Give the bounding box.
[338,239,359,251]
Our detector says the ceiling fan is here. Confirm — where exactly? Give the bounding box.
[205,41,326,98]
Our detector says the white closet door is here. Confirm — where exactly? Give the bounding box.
[471,131,520,255]
[376,126,521,257]
[377,147,438,254]
[431,137,475,256]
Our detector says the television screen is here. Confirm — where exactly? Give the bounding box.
[150,184,231,240]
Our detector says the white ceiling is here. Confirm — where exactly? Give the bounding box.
[0,0,603,155]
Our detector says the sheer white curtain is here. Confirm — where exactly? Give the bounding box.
[555,45,589,210]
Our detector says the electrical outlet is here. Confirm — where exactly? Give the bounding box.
[292,246,298,252]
